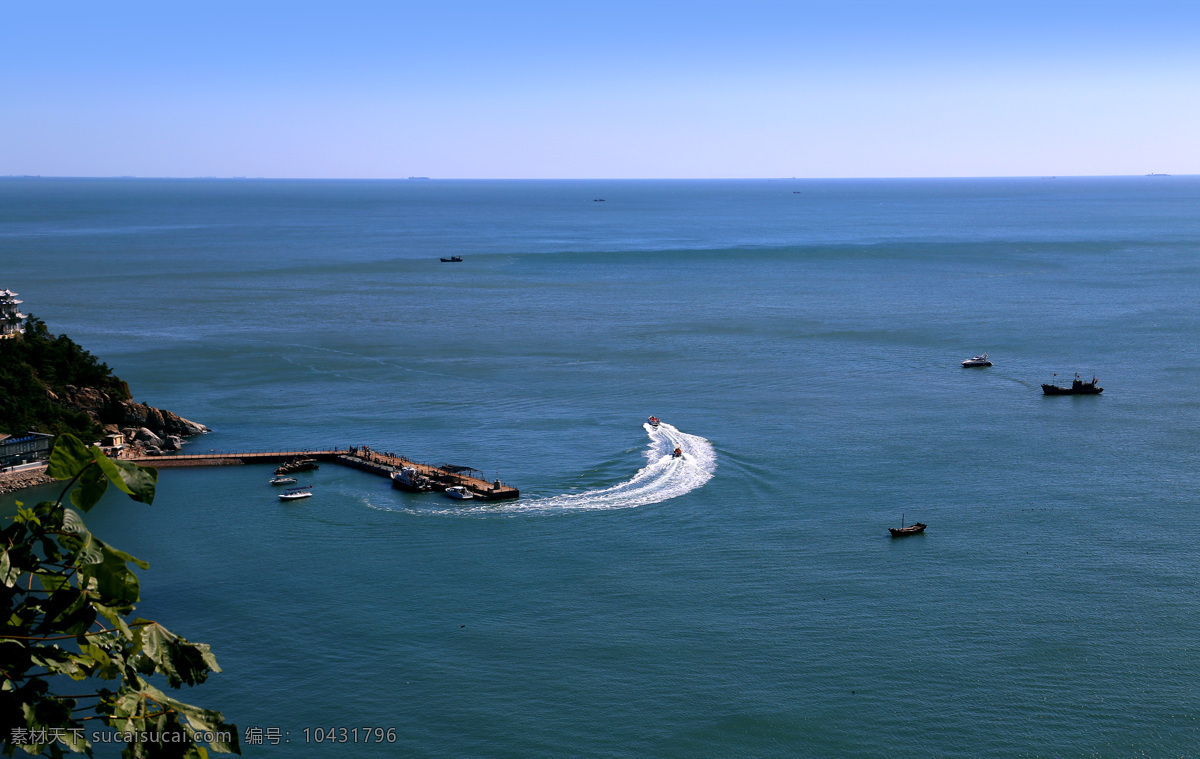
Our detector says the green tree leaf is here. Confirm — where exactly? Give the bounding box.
[3,436,236,758]
[70,460,109,512]
[111,459,158,504]
[45,433,93,480]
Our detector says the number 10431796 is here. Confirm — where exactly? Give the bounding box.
[302,727,398,743]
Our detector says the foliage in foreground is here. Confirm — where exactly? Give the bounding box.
[1,435,238,757]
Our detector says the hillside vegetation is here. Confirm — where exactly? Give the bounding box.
[0,316,131,440]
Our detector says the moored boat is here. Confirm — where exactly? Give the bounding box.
[444,486,474,500]
[391,466,435,492]
[961,353,992,367]
[275,457,319,475]
[1042,373,1103,395]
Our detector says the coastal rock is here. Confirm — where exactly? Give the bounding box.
[163,436,183,452]
[57,385,209,441]
[135,427,164,447]
[0,466,56,496]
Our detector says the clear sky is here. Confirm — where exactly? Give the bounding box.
[3,1,1198,178]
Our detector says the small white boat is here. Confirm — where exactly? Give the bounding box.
[270,476,297,485]
[961,353,993,367]
[647,416,661,427]
[279,486,313,501]
[444,486,474,500]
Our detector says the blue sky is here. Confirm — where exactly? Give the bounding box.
[3,1,1198,178]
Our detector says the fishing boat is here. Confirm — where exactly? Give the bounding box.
[647,416,660,428]
[269,475,297,486]
[1042,373,1103,395]
[440,255,463,263]
[279,486,313,502]
[889,515,926,537]
[275,457,319,475]
[391,466,435,492]
[961,353,992,367]
[444,486,474,500]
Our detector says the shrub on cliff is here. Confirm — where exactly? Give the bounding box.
[0,317,130,440]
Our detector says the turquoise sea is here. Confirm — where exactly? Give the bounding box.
[3,177,1200,757]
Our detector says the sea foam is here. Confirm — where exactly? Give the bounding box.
[418,422,715,516]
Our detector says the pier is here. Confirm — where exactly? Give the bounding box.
[124,447,520,500]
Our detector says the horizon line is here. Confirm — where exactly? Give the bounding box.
[0,173,1190,181]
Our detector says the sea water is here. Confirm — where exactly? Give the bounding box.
[3,177,1200,757]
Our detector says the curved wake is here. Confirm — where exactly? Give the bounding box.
[417,422,715,516]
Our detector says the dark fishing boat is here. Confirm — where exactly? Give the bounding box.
[889,514,926,537]
[440,255,463,263]
[275,457,319,475]
[391,466,435,492]
[1042,373,1103,395]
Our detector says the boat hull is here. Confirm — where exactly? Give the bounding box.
[391,478,433,492]
[889,523,927,537]
[1041,384,1102,395]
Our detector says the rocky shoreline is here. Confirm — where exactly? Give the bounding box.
[1,387,210,495]
[0,466,57,496]
[55,384,209,440]
[54,384,209,455]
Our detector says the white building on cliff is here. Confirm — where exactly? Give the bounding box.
[1,289,27,338]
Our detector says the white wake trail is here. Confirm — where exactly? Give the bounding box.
[467,422,716,515]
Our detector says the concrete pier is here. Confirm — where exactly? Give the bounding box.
[124,447,519,499]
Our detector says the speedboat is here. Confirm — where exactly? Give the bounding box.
[961,353,992,367]
[269,476,297,485]
[444,486,474,500]
[672,447,682,458]
[279,486,313,501]
[647,416,660,428]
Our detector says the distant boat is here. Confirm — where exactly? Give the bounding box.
[961,353,992,368]
[1146,173,1170,177]
[1042,373,1103,395]
[269,475,297,486]
[647,416,661,428]
[593,198,606,202]
[279,486,313,501]
[444,486,474,500]
[889,515,926,537]
[440,256,463,263]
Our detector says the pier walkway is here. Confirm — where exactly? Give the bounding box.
[124,447,519,500]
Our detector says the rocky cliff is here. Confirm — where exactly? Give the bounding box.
[54,385,209,440]
[0,316,209,446]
